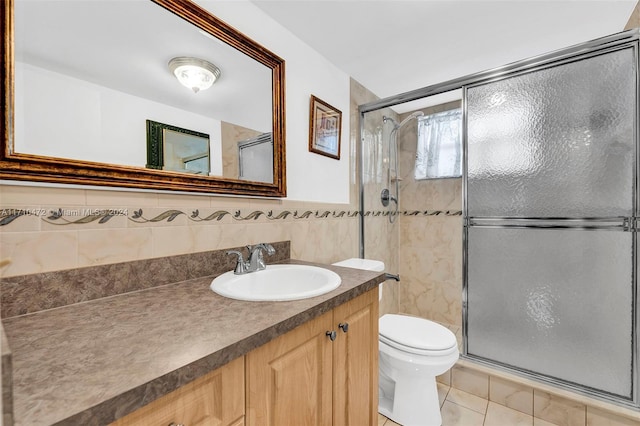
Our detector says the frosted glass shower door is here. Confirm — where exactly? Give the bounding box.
[467,227,633,397]
[467,47,636,218]
[465,44,637,401]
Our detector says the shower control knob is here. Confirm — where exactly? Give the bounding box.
[326,330,337,341]
[338,322,349,333]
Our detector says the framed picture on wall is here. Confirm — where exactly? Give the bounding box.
[308,95,342,160]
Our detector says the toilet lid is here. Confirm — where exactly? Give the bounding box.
[379,314,457,352]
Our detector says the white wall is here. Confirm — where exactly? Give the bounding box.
[197,0,351,203]
[15,62,224,175]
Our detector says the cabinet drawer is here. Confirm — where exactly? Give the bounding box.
[110,356,244,426]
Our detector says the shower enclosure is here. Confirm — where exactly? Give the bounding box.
[359,28,640,408]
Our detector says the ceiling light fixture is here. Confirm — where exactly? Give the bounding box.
[168,57,221,93]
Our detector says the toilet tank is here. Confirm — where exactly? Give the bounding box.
[331,258,385,272]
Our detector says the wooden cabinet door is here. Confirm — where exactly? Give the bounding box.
[332,289,379,426]
[246,311,334,426]
[110,356,244,426]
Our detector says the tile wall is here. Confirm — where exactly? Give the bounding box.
[0,186,360,278]
[396,101,463,326]
[625,1,640,29]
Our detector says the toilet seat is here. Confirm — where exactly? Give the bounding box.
[379,314,458,356]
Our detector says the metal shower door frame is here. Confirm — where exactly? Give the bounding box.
[357,28,640,409]
[462,37,639,409]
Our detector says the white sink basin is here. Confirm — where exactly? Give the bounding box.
[210,264,342,301]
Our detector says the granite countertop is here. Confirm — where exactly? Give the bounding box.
[2,260,383,426]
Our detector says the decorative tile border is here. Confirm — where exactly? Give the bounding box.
[0,207,462,227]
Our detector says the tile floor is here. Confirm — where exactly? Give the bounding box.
[378,382,563,426]
[378,321,639,426]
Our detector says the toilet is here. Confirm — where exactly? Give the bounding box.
[379,314,459,426]
[332,258,459,426]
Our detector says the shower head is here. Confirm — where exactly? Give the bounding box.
[398,111,424,128]
[383,115,397,125]
[383,112,424,130]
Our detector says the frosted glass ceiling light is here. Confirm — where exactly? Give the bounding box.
[168,57,221,93]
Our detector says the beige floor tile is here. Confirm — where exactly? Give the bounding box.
[490,376,534,416]
[377,413,387,426]
[534,390,586,426]
[586,406,640,426]
[451,366,489,399]
[445,388,488,414]
[441,401,485,426]
[484,402,533,426]
[437,369,452,386]
[438,383,451,408]
[534,418,562,426]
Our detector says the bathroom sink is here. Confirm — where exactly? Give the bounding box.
[210,264,341,301]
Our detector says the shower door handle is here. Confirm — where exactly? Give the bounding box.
[468,217,630,231]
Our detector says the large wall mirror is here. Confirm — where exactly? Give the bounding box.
[1,0,286,197]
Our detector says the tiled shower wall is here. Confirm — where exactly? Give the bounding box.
[0,78,379,286]
[397,101,463,326]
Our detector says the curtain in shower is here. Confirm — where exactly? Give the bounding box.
[414,109,462,180]
[464,44,637,402]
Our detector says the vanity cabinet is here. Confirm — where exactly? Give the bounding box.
[245,288,379,426]
[332,288,379,426]
[110,356,245,426]
[108,288,378,426]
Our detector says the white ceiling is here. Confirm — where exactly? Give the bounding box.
[251,0,638,109]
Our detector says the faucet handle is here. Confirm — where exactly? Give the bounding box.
[226,250,248,275]
[247,243,276,271]
[262,243,276,256]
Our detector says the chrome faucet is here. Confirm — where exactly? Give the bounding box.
[226,250,249,274]
[226,243,275,275]
[248,243,275,272]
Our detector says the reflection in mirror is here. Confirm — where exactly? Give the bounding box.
[14,0,271,178]
[238,134,274,182]
[221,123,273,182]
[2,0,286,196]
[146,120,211,175]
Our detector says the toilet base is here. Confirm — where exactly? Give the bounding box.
[378,374,442,426]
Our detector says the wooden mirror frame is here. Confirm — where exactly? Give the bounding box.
[0,0,286,197]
